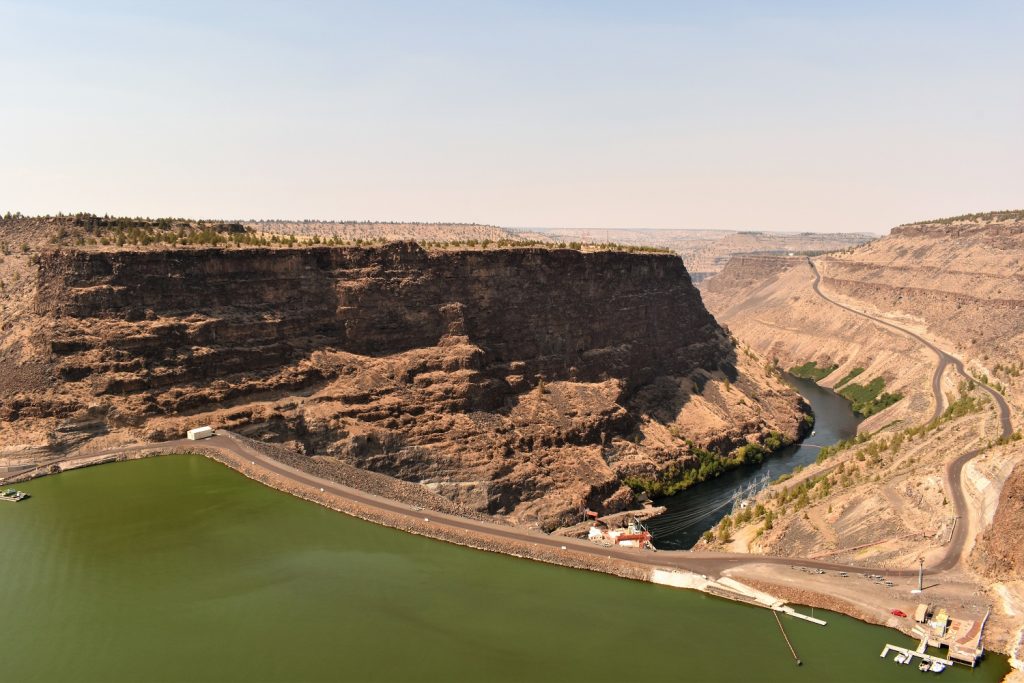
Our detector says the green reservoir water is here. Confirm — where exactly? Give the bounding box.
[0,456,1009,682]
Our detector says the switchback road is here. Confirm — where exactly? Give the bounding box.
[808,259,1013,571]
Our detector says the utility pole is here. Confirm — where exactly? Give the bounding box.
[912,556,924,594]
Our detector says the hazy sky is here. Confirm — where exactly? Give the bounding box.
[2,1,1022,233]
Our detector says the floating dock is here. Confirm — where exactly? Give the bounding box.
[0,488,29,502]
[880,638,953,671]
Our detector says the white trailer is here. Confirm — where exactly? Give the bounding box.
[187,426,215,440]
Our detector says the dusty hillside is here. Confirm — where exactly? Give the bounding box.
[702,255,936,432]
[696,211,1024,658]
[0,216,805,531]
[817,211,1024,417]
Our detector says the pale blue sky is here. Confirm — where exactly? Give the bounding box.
[2,1,1021,232]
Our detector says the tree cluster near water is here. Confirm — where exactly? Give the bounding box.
[837,376,902,417]
[833,367,864,389]
[788,360,839,382]
[623,432,791,499]
[786,361,904,418]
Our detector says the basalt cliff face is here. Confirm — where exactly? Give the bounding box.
[1,242,804,529]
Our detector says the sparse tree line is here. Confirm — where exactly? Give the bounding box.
[0,213,672,254]
[623,431,792,499]
[899,209,1024,226]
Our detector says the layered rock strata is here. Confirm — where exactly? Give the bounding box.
[2,242,805,528]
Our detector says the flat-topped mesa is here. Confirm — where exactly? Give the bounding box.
[5,242,804,529]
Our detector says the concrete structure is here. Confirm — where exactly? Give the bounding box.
[187,426,215,441]
[914,603,930,623]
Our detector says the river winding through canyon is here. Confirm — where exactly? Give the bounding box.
[647,375,863,549]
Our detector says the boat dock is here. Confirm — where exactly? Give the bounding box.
[880,637,952,671]
[0,488,29,502]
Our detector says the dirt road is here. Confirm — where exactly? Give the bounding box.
[808,258,1013,570]
[20,432,948,581]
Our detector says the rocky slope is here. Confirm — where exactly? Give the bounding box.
[701,255,936,432]
[973,458,1024,578]
[696,212,1024,654]
[0,219,805,530]
[817,212,1024,398]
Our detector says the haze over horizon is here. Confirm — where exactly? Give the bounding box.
[2,1,1022,234]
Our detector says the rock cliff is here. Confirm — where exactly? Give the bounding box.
[2,239,805,529]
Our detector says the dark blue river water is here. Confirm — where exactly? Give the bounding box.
[647,375,862,549]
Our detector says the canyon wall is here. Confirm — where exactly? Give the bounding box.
[816,217,1024,375]
[35,244,723,395]
[2,242,804,529]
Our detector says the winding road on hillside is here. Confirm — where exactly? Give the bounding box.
[807,258,1013,571]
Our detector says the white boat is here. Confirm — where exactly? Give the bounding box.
[930,661,946,673]
[919,660,931,671]
[894,654,906,664]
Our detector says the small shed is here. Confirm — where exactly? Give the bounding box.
[914,603,930,623]
[187,426,215,440]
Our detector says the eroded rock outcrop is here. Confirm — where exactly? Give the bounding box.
[2,241,805,529]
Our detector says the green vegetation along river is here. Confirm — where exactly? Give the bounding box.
[0,456,1010,682]
[648,375,863,549]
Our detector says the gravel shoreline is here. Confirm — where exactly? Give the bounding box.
[205,445,653,582]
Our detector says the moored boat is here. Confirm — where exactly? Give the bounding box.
[0,488,30,502]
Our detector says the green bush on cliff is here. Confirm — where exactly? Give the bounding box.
[788,361,839,382]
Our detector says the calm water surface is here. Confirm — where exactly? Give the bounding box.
[648,375,863,549]
[0,456,1008,682]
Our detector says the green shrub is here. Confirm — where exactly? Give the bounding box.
[789,361,839,382]
[834,367,865,389]
[839,376,903,416]
[786,360,835,382]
